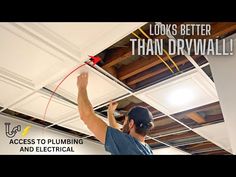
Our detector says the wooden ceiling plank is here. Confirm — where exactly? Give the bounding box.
[209,22,236,39]
[181,22,236,39]
[118,55,169,81]
[126,56,188,86]
[159,131,196,141]
[102,47,133,69]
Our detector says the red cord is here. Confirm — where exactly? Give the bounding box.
[43,61,91,121]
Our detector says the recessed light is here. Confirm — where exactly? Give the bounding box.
[167,87,194,106]
[137,72,218,114]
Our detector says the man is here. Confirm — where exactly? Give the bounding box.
[77,72,154,155]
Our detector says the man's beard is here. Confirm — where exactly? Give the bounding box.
[122,122,130,134]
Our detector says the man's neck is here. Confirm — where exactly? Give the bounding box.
[130,132,145,143]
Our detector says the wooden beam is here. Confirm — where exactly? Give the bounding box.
[198,150,230,155]
[180,22,236,39]
[145,139,161,145]
[105,66,117,77]
[118,55,169,81]
[102,47,132,69]
[209,22,236,39]
[159,131,196,141]
[126,56,188,86]
[151,123,186,134]
[206,114,224,122]
[123,102,154,111]
[151,110,163,117]
[122,101,162,116]
[190,142,215,150]
[186,112,206,124]
[173,102,220,117]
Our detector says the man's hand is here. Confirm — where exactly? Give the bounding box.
[108,102,118,113]
[77,72,88,90]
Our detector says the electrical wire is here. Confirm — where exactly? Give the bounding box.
[138,28,180,72]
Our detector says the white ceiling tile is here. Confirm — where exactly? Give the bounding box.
[42,23,126,49]
[11,92,78,123]
[46,65,128,107]
[136,71,219,115]
[59,118,93,136]
[0,77,32,107]
[193,122,232,153]
[0,24,76,88]
[19,22,146,62]
[58,114,110,136]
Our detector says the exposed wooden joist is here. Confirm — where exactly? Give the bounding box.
[105,66,117,77]
[205,114,224,122]
[181,22,236,39]
[145,139,162,145]
[188,142,215,149]
[197,149,230,155]
[186,112,206,124]
[118,55,170,81]
[209,22,236,39]
[121,101,164,119]
[151,109,163,117]
[102,47,132,69]
[126,55,188,86]
[172,102,220,117]
[151,122,186,135]
[123,102,160,115]
[159,131,197,142]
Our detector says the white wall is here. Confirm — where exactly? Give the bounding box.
[0,114,108,155]
[207,34,236,154]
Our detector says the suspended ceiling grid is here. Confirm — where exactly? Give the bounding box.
[0,22,235,155]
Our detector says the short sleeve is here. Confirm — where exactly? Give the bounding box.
[105,126,153,155]
[105,126,132,155]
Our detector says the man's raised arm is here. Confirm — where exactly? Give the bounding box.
[77,72,107,144]
[108,102,120,130]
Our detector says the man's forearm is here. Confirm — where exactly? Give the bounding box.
[77,88,94,120]
[108,111,120,130]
